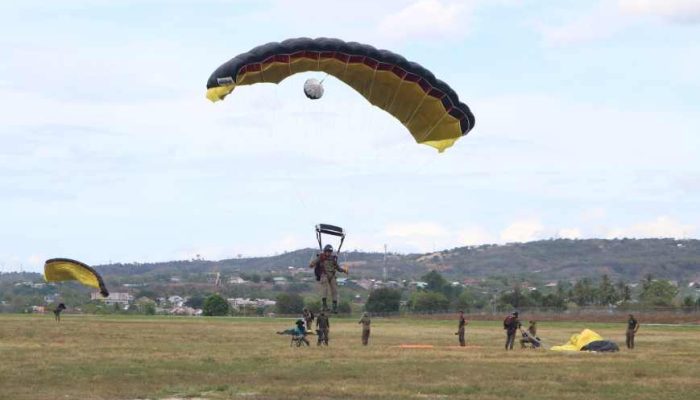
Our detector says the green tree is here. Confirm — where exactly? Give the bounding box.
[185,294,205,309]
[571,278,595,306]
[498,286,531,309]
[598,274,619,305]
[421,270,448,292]
[337,300,352,314]
[616,279,632,302]
[365,288,401,313]
[202,294,230,316]
[682,296,695,308]
[411,292,449,313]
[275,293,304,314]
[640,280,678,307]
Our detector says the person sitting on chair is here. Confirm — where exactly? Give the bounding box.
[277,319,310,346]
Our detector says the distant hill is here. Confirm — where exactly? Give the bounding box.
[91,238,700,283]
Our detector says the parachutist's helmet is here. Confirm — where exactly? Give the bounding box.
[323,244,333,253]
[513,311,519,317]
[296,319,304,325]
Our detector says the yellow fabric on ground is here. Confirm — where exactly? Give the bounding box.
[551,329,604,351]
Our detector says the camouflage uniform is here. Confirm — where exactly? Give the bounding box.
[504,313,520,350]
[309,253,346,312]
[359,312,371,345]
[520,321,537,348]
[457,313,467,347]
[626,315,639,349]
[302,308,314,332]
[316,312,330,346]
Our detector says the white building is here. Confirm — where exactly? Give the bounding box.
[92,292,133,305]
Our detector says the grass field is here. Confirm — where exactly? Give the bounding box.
[1,315,699,400]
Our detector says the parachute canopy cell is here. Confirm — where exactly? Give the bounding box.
[44,258,109,297]
[206,37,475,152]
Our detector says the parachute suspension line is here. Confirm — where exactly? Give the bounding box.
[319,73,329,84]
[367,66,378,101]
[385,78,405,114]
[259,62,266,83]
[404,92,429,126]
[341,54,350,81]
[420,111,450,143]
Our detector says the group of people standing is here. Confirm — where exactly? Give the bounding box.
[280,307,371,347]
[457,311,639,350]
[285,245,643,350]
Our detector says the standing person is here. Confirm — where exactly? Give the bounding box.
[504,311,520,350]
[359,312,371,346]
[302,308,314,333]
[316,311,330,346]
[455,310,467,347]
[53,303,66,322]
[626,314,640,349]
[309,244,348,313]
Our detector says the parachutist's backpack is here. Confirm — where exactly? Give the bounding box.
[313,253,337,281]
[503,315,514,330]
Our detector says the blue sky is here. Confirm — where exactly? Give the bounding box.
[1,0,699,272]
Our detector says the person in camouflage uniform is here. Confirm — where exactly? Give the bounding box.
[456,310,467,347]
[626,314,640,349]
[316,311,330,346]
[359,312,371,345]
[504,311,521,350]
[520,320,538,349]
[309,244,348,313]
[302,308,314,332]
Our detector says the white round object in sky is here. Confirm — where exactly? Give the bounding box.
[303,78,324,99]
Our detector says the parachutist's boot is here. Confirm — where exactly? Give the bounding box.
[322,298,328,311]
[332,301,338,314]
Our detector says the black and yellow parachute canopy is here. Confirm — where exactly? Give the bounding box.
[44,258,109,297]
[206,37,475,152]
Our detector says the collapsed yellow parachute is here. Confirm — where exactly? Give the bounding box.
[44,258,109,297]
[550,329,603,351]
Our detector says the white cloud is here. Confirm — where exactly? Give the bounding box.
[606,216,695,239]
[378,0,472,41]
[619,0,700,23]
[384,221,448,238]
[557,228,582,239]
[456,227,493,246]
[537,0,700,46]
[500,219,544,243]
[535,6,631,47]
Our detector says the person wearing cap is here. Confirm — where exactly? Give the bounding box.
[359,312,371,345]
[504,311,521,350]
[455,310,467,346]
[309,244,348,313]
[277,319,310,346]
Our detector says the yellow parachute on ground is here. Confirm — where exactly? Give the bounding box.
[551,329,619,352]
[44,258,109,297]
